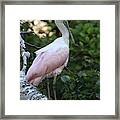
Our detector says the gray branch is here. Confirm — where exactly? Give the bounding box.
[20,36,47,100]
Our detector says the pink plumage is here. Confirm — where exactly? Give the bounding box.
[26,47,69,84]
[26,20,69,86]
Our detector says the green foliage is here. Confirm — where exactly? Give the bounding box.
[20,20,100,100]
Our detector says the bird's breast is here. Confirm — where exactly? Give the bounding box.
[26,47,69,82]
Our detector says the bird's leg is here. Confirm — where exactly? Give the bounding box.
[47,79,51,100]
[53,76,57,100]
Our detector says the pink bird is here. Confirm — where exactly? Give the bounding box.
[26,20,69,99]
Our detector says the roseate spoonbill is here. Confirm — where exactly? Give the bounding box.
[26,20,69,99]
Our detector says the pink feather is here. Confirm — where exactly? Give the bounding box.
[26,47,69,85]
[26,20,69,86]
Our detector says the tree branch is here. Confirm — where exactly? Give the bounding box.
[20,36,47,100]
[25,41,41,49]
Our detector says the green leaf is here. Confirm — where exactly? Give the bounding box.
[61,75,70,82]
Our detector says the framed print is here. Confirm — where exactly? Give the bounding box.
[0,0,120,119]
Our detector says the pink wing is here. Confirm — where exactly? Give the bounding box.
[26,47,69,83]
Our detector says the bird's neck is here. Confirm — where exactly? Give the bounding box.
[55,21,69,46]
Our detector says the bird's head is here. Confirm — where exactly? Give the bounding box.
[55,20,75,45]
[55,20,67,27]
[55,20,64,26]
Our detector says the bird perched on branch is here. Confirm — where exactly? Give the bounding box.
[26,20,69,99]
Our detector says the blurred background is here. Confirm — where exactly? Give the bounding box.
[20,20,100,100]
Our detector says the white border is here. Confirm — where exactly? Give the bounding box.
[5,5,115,115]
